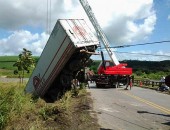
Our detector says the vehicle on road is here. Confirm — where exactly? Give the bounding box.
[26,19,99,102]
[157,84,169,91]
[80,0,132,88]
[165,75,170,87]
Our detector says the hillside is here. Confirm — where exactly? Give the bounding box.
[0,56,170,79]
[123,60,170,74]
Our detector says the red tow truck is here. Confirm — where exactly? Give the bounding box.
[80,0,132,88]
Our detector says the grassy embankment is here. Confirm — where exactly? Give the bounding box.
[0,82,99,129]
[0,56,99,129]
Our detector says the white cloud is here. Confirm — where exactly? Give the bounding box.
[0,0,157,56]
[102,0,156,44]
[0,0,79,30]
[0,30,49,55]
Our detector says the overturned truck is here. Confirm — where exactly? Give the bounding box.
[26,19,99,102]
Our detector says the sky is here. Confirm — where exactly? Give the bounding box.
[0,0,170,61]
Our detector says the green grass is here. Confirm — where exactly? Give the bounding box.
[0,56,39,78]
[0,56,18,70]
[0,62,16,70]
[0,56,39,70]
[0,68,33,78]
[0,82,33,129]
[0,56,18,62]
[0,82,99,129]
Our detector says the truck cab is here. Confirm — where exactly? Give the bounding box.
[94,60,132,88]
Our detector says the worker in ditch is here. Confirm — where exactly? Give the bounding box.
[87,69,94,83]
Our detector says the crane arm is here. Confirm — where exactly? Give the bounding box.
[79,0,120,65]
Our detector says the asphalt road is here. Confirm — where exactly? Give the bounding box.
[88,83,170,130]
[0,77,28,83]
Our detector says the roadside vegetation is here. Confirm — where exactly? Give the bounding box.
[0,50,99,129]
[13,48,35,83]
[0,82,99,130]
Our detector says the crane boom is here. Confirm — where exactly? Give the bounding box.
[79,0,120,65]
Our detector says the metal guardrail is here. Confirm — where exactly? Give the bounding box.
[134,79,164,87]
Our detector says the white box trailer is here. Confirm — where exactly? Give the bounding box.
[26,19,99,102]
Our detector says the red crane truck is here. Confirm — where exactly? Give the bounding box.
[80,0,132,87]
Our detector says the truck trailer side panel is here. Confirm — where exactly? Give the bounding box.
[25,19,99,99]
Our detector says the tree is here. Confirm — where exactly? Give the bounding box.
[13,48,35,83]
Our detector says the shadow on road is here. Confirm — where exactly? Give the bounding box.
[100,111,151,130]
[100,128,113,130]
[88,86,116,90]
[162,122,170,126]
[88,83,125,90]
[137,111,170,118]
[137,111,170,126]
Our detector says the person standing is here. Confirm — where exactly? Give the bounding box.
[125,75,132,90]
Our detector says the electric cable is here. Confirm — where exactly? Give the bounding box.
[114,51,170,57]
[49,0,51,34]
[46,0,49,34]
[102,40,170,49]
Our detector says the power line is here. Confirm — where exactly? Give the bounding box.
[46,0,48,34]
[46,0,51,34]
[49,0,51,34]
[102,40,170,49]
[114,51,170,57]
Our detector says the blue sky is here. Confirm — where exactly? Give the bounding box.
[153,0,170,41]
[0,0,169,61]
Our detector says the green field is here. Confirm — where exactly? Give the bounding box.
[0,56,170,79]
[0,56,18,70]
[0,56,39,78]
[0,56,18,61]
